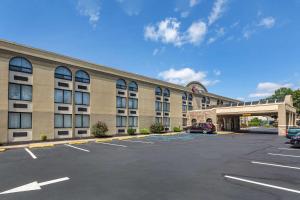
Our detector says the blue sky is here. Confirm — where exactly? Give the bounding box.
[1,0,300,100]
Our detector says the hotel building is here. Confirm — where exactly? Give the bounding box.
[0,40,239,143]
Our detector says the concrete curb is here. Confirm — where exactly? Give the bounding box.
[0,132,184,150]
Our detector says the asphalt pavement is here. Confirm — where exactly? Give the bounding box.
[0,133,299,200]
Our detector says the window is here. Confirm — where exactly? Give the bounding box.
[54,114,72,128]
[155,87,162,96]
[163,88,170,97]
[182,92,187,100]
[116,79,127,90]
[55,66,72,80]
[75,70,90,83]
[55,89,72,104]
[9,57,32,74]
[8,112,32,129]
[163,117,170,127]
[75,91,90,105]
[155,117,162,124]
[202,97,206,103]
[188,94,193,101]
[128,98,138,109]
[116,116,127,127]
[182,118,187,126]
[128,81,138,91]
[163,102,170,112]
[128,116,138,127]
[9,83,32,101]
[117,96,126,108]
[188,105,193,111]
[75,115,90,128]
[155,101,162,111]
[206,97,210,104]
[182,105,187,112]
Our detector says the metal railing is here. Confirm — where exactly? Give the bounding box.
[206,98,285,109]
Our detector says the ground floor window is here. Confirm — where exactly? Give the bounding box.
[128,116,138,127]
[8,112,32,129]
[163,117,170,127]
[75,114,90,128]
[182,118,187,126]
[55,114,72,128]
[116,116,127,127]
[155,117,162,124]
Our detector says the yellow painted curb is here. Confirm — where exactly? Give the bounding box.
[0,148,6,152]
[95,138,114,143]
[68,141,88,145]
[29,144,55,148]
[115,136,133,140]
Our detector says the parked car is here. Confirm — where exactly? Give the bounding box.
[185,123,216,134]
[286,127,300,139]
[290,133,300,148]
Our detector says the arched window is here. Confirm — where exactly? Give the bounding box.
[116,79,127,89]
[75,70,90,83]
[163,88,170,97]
[182,92,187,100]
[202,97,206,103]
[9,57,32,74]
[128,81,138,91]
[206,97,210,104]
[55,66,72,80]
[188,94,193,101]
[155,87,162,96]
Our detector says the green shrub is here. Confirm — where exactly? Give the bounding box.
[92,121,109,137]
[173,127,181,132]
[41,134,47,141]
[127,128,136,135]
[140,128,150,135]
[150,123,164,133]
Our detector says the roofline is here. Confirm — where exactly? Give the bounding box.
[0,39,238,102]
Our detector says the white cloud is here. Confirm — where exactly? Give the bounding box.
[158,67,219,86]
[190,0,200,7]
[144,18,207,47]
[186,21,207,45]
[181,11,190,18]
[152,47,165,56]
[116,0,142,16]
[77,0,101,28]
[213,69,221,76]
[249,82,293,98]
[207,27,225,44]
[258,17,276,29]
[208,0,227,26]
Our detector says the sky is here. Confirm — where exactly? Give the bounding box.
[0,0,300,101]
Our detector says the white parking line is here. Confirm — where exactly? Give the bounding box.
[268,153,300,158]
[278,148,300,151]
[24,148,37,159]
[251,161,300,170]
[97,142,127,148]
[64,144,90,152]
[123,140,154,144]
[224,175,300,194]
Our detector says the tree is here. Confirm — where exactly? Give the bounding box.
[266,87,294,101]
[248,117,262,127]
[264,87,300,116]
[293,90,300,115]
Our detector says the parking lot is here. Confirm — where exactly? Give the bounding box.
[0,133,300,200]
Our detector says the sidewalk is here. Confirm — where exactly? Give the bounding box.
[0,132,182,151]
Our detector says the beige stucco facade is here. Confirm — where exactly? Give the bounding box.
[0,40,238,144]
